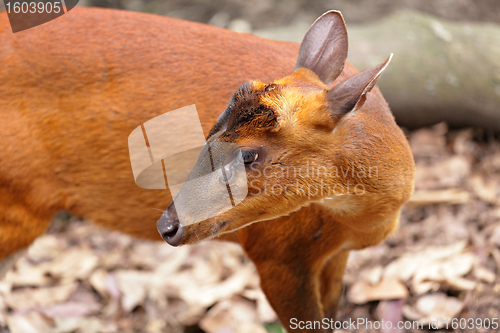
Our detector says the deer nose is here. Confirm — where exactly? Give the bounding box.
[157,203,184,246]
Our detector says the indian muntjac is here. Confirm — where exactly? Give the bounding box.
[0,7,414,332]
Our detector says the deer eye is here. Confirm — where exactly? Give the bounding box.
[237,150,258,165]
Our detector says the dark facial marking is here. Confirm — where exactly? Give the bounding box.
[209,83,279,140]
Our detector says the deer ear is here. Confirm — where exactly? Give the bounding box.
[326,54,393,117]
[294,11,348,85]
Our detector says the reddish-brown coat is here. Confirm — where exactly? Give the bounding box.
[0,8,414,332]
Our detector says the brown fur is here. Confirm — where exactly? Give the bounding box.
[0,7,298,251]
[0,8,414,332]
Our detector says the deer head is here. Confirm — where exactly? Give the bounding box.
[157,11,393,246]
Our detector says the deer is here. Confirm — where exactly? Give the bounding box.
[0,7,414,332]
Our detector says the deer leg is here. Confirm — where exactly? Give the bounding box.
[319,250,350,322]
[237,210,351,333]
[0,189,52,277]
[253,256,327,332]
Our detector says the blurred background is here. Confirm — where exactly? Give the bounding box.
[1,1,500,333]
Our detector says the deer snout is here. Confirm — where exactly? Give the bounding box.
[157,203,184,246]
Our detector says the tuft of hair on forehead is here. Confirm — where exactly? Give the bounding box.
[224,82,280,133]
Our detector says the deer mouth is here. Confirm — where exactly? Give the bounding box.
[157,194,242,246]
[177,219,231,245]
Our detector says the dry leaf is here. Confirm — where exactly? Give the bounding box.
[115,270,152,313]
[6,312,54,333]
[46,249,99,282]
[413,252,475,294]
[54,316,108,333]
[41,301,101,318]
[0,298,5,327]
[414,156,470,190]
[7,257,52,287]
[402,293,463,328]
[88,269,109,298]
[445,276,476,291]
[473,266,496,283]
[488,224,500,246]
[347,279,408,304]
[199,295,260,333]
[144,318,166,333]
[179,265,254,307]
[154,246,190,276]
[360,265,383,286]
[241,288,277,323]
[408,189,471,206]
[26,235,64,263]
[451,128,474,155]
[6,282,78,310]
[128,241,180,270]
[234,322,269,333]
[409,123,447,156]
[470,174,500,204]
[167,298,206,326]
[384,241,468,281]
